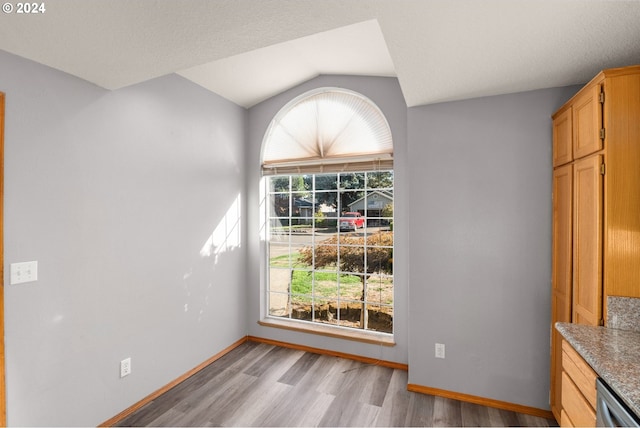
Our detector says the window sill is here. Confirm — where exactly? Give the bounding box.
[258,317,395,346]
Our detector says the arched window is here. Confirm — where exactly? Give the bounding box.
[262,88,393,174]
[262,88,394,336]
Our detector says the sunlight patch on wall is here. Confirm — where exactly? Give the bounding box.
[259,177,267,242]
[199,193,242,261]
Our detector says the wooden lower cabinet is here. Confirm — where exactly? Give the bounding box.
[560,410,573,427]
[560,340,596,427]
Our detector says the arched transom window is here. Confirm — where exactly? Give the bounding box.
[262,88,393,174]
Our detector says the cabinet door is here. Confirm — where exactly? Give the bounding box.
[560,409,574,427]
[573,154,603,326]
[553,108,573,167]
[550,164,573,418]
[562,340,597,409]
[572,85,603,160]
[561,372,596,427]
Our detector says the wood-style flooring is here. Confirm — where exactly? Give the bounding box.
[115,341,558,427]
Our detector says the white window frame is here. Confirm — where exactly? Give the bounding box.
[264,171,394,335]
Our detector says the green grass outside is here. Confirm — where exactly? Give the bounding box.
[270,251,393,305]
[291,270,361,296]
[270,253,307,268]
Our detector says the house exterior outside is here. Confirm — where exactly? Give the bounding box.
[347,190,393,225]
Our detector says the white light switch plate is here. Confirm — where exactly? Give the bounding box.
[435,343,445,359]
[10,261,38,284]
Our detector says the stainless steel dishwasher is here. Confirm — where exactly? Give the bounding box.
[596,378,640,427]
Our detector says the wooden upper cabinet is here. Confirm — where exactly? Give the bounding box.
[572,84,603,160]
[572,154,603,326]
[553,108,573,166]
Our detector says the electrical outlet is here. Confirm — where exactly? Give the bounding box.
[120,358,131,378]
[435,343,445,359]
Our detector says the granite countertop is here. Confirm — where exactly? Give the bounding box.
[556,322,640,418]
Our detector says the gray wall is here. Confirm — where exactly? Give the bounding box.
[246,75,409,364]
[407,86,580,410]
[1,50,247,426]
[1,44,586,424]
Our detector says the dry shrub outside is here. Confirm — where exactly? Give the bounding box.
[296,231,393,331]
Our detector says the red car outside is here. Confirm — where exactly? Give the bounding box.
[339,212,365,231]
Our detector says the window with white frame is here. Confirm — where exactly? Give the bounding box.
[261,88,394,334]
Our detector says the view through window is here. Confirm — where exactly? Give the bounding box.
[266,171,394,333]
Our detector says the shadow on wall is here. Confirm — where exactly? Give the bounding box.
[181,193,242,322]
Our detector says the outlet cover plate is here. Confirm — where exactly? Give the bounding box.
[120,358,131,378]
[10,261,38,285]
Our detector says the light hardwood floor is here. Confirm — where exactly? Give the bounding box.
[115,341,558,427]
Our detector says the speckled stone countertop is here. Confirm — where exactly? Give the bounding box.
[556,322,640,418]
[608,296,640,332]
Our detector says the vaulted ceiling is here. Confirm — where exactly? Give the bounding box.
[1,0,639,108]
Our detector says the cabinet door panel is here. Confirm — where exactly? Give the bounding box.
[552,164,573,306]
[562,341,597,408]
[573,85,602,159]
[550,164,573,418]
[573,155,603,326]
[553,108,573,166]
[560,410,574,427]
[561,372,596,427]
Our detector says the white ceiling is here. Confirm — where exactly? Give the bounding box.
[1,0,639,108]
